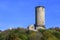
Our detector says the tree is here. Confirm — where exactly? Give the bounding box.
[43,31,58,40]
[5,31,21,40]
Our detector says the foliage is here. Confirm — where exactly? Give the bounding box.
[42,31,58,40]
[0,28,60,40]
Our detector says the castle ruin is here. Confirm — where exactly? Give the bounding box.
[28,6,45,31]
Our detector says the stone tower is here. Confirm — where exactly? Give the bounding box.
[28,6,45,31]
[35,6,45,29]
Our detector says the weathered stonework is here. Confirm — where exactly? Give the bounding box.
[28,6,45,31]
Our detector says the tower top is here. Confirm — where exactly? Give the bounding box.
[35,6,45,8]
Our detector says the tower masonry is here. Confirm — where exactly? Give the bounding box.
[28,6,45,31]
[35,6,45,29]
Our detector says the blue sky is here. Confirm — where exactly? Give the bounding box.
[0,0,60,30]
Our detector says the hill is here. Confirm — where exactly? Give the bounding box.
[0,27,60,40]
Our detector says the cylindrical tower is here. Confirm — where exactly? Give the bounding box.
[35,6,45,29]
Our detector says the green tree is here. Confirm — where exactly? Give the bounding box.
[5,31,21,40]
[43,31,58,40]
